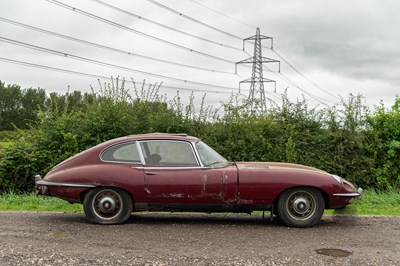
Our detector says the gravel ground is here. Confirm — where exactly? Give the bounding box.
[0,211,399,265]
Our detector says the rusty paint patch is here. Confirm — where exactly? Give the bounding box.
[237,199,253,204]
[166,193,185,198]
[144,187,152,196]
[201,175,207,195]
[155,193,186,198]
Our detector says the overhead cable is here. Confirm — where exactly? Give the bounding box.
[89,0,242,51]
[277,72,333,105]
[0,57,236,95]
[0,17,233,74]
[189,0,256,29]
[0,36,238,91]
[271,48,339,100]
[144,0,243,41]
[182,0,337,101]
[45,0,236,64]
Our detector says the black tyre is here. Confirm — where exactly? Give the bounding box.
[83,187,133,224]
[277,187,324,228]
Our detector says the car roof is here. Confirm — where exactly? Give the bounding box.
[132,133,198,141]
[101,133,199,147]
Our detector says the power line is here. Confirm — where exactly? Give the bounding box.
[271,48,339,100]
[237,45,333,105]
[0,36,238,91]
[144,0,244,41]
[0,57,236,95]
[178,0,338,101]
[0,17,233,75]
[188,0,256,29]
[45,0,236,65]
[89,0,243,52]
[241,50,333,104]
[277,72,333,105]
[147,0,270,51]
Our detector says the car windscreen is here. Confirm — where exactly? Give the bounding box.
[195,141,227,167]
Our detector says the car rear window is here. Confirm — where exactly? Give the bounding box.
[101,142,141,163]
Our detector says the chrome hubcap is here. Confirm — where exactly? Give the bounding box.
[293,197,310,215]
[98,196,117,213]
[92,190,122,219]
[287,191,316,220]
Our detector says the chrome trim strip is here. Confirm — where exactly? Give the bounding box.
[36,180,96,188]
[333,193,361,197]
[134,166,204,171]
[334,188,363,198]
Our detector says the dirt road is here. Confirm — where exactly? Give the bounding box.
[0,211,399,265]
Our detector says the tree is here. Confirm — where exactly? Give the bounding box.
[0,81,23,130]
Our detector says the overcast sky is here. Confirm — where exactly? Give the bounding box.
[1,0,399,109]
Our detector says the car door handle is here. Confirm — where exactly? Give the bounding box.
[145,171,158,175]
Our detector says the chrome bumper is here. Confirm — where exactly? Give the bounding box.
[35,174,96,195]
[333,188,363,199]
[35,174,48,195]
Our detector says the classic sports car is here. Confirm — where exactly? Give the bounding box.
[35,133,362,227]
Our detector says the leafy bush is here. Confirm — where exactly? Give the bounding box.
[366,96,400,189]
[0,78,182,192]
[0,79,399,193]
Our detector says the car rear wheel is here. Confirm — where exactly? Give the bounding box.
[83,187,132,224]
[277,187,324,228]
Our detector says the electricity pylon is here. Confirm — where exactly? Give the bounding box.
[236,27,280,114]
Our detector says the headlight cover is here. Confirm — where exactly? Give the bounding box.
[330,174,343,184]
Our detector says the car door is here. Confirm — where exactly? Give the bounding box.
[139,140,231,204]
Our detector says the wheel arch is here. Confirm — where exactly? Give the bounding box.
[79,186,135,208]
[273,185,330,210]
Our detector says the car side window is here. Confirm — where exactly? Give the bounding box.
[101,142,141,163]
[140,140,198,166]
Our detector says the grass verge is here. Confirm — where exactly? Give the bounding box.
[0,192,82,212]
[0,189,399,215]
[324,188,400,216]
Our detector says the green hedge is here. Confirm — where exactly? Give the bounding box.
[0,80,399,193]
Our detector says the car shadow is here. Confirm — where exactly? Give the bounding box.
[36,211,359,229]
[124,212,317,228]
[124,212,360,228]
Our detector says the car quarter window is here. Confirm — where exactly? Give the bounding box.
[140,140,198,166]
[101,142,141,163]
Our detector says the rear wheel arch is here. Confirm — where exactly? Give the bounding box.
[80,186,135,205]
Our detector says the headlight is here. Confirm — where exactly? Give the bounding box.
[330,174,343,184]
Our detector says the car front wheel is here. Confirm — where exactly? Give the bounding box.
[83,187,133,224]
[277,187,324,228]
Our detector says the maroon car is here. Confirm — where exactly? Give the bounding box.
[35,133,362,227]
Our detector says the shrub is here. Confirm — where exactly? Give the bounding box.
[0,79,399,192]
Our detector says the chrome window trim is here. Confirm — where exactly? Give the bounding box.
[136,141,146,164]
[192,140,205,167]
[134,166,204,171]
